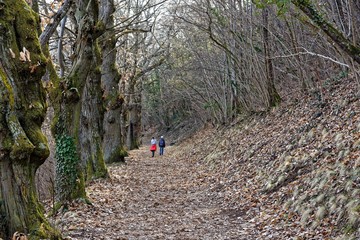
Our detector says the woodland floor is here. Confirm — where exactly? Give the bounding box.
[55,147,255,240]
[54,147,262,239]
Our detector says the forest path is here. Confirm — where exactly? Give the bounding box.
[61,146,254,239]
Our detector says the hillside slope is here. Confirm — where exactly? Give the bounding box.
[169,76,360,239]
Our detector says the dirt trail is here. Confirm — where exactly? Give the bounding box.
[60,146,253,240]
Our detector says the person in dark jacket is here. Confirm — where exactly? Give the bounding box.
[158,136,166,156]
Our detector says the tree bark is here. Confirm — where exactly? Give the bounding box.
[53,0,109,202]
[126,84,142,150]
[100,0,127,163]
[63,0,108,181]
[124,13,142,151]
[0,1,61,238]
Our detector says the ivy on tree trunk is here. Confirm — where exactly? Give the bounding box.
[61,0,108,183]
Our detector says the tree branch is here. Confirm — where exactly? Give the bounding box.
[134,56,166,80]
[39,0,74,47]
[291,0,360,65]
[272,47,350,67]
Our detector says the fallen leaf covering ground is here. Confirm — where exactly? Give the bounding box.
[52,76,360,239]
[53,147,255,239]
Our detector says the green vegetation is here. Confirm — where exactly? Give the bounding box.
[55,134,85,201]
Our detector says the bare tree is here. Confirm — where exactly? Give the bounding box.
[116,0,168,148]
[291,0,360,64]
[142,0,360,131]
[50,0,109,203]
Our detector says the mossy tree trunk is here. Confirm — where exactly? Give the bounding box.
[291,0,360,65]
[0,1,61,239]
[99,0,127,163]
[61,0,108,183]
[41,43,88,204]
[37,0,86,203]
[52,0,109,202]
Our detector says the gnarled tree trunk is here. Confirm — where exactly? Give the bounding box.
[62,0,108,181]
[100,0,127,163]
[0,1,61,238]
[53,0,108,203]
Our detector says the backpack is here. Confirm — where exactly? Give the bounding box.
[159,138,165,147]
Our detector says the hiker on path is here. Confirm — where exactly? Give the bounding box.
[150,137,157,157]
[159,136,166,156]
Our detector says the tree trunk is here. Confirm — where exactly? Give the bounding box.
[292,0,360,65]
[64,0,108,181]
[334,0,346,32]
[41,39,88,203]
[53,0,108,202]
[126,99,141,150]
[262,5,281,107]
[100,0,127,163]
[79,71,108,179]
[0,1,61,238]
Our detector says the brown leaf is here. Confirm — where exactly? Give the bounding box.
[23,47,31,62]
[19,51,26,62]
[9,48,16,59]
[29,64,37,73]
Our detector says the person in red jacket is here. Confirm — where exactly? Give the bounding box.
[150,137,156,157]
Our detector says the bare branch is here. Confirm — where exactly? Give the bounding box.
[272,48,349,67]
[39,0,74,47]
[292,0,360,65]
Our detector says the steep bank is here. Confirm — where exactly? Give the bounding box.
[169,76,360,239]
